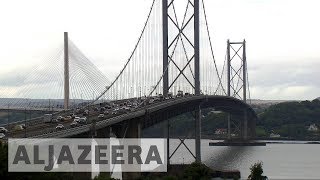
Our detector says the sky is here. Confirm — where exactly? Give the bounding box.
[0,0,319,100]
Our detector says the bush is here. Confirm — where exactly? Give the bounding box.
[248,162,267,180]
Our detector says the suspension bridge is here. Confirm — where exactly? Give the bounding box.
[0,0,256,164]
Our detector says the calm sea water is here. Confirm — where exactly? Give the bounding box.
[169,139,320,179]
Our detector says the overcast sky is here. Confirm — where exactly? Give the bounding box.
[0,0,319,100]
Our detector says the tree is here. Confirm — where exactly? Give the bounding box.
[248,162,267,180]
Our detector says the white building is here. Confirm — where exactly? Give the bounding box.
[308,124,318,132]
[270,133,281,138]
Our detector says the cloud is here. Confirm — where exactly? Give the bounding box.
[248,58,320,100]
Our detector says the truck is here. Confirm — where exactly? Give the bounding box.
[177,90,184,97]
[44,114,53,123]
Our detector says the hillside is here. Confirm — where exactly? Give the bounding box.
[257,99,320,139]
[144,99,320,140]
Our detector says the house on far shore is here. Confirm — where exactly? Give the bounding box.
[308,124,319,132]
[215,128,227,135]
[270,133,281,138]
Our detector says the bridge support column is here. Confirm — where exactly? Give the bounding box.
[166,118,170,166]
[250,117,257,138]
[123,119,141,180]
[243,40,247,102]
[194,0,201,163]
[194,0,200,96]
[243,109,248,140]
[64,32,70,110]
[227,114,231,140]
[195,106,201,163]
[96,126,111,138]
[162,0,169,97]
[126,119,141,138]
[227,40,231,96]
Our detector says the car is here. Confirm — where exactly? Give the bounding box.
[94,107,99,111]
[70,113,76,118]
[148,99,154,104]
[98,114,104,119]
[123,106,130,111]
[0,127,8,133]
[177,90,184,97]
[111,111,117,115]
[0,133,5,139]
[13,125,24,131]
[104,111,109,115]
[75,108,83,114]
[64,116,72,121]
[78,117,87,124]
[57,116,64,121]
[51,119,59,123]
[70,121,79,127]
[55,124,64,130]
[83,110,89,116]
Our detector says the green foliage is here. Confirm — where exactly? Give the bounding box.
[259,100,320,128]
[144,99,320,139]
[255,126,267,137]
[143,110,229,138]
[0,142,8,177]
[182,162,212,180]
[258,99,320,139]
[248,162,267,180]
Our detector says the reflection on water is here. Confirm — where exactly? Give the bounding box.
[169,139,320,179]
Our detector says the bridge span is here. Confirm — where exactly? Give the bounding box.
[30,95,256,139]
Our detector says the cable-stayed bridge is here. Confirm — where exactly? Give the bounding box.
[0,0,256,163]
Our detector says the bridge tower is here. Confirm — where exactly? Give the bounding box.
[64,32,70,110]
[226,39,247,102]
[162,0,201,163]
[226,39,249,140]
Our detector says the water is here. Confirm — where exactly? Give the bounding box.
[169,139,320,179]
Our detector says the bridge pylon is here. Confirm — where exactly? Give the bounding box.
[162,0,201,164]
[64,32,70,110]
[226,39,247,102]
[226,39,250,140]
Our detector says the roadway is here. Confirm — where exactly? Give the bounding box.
[3,95,256,139]
[5,96,165,138]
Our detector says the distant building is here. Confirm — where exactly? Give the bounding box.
[215,128,227,135]
[270,133,281,138]
[308,124,318,132]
